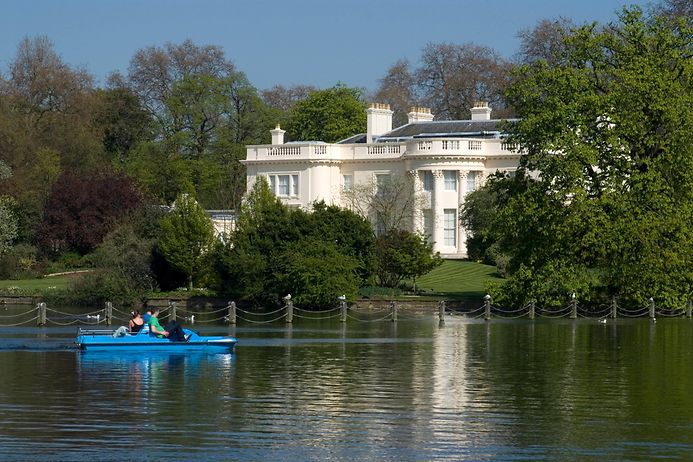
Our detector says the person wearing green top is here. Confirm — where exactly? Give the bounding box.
[148,307,189,341]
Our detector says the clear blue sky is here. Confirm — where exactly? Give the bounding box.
[0,0,650,92]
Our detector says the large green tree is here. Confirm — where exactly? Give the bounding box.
[284,84,366,143]
[158,193,216,290]
[375,229,442,288]
[488,7,693,307]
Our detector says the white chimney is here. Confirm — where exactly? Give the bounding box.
[470,101,492,121]
[270,124,286,145]
[407,106,434,124]
[366,103,393,143]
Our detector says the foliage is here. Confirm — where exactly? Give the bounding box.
[38,170,143,255]
[216,177,295,305]
[157,193,216,290]
[0,163,18,255]
[217,179,374,307]
[0,244,41,279]
[300,201,376,284]
[70,218,158,306]
[284,84,366,143]
[460,183,501,264]
[274,237,360,309]
[489,8,693,307]
[375,229,442,288]
[93,85,153,162]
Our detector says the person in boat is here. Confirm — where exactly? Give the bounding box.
[129,310,144,333]
[142,308,152,324]
[148,307,189,342]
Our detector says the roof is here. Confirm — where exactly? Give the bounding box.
[377,119,517,141]
[337,133,367,144]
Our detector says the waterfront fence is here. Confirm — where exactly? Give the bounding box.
[1,295,692,327]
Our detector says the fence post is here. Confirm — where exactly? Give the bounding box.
[286,300,294,324]
[390,301,398,322]
[687,300,692,319]
[529,301,535,320]
[438,300,446,322]
[169,301,177,322]
[570,293,577,319]
[649,297,655,320]
[611,298,618,319]
[105,302,113,326]
[340,300,347,323]
[37,302,46,326]
[484,294,491,321]
[227,301,236,325]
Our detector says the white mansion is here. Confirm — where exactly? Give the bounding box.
[243,103,520,258]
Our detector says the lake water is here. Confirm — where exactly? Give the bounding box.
[1,313,692,461]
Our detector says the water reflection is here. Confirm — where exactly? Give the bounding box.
[1,318,693,461]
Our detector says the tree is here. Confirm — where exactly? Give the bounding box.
[652,0,693,27]
[307,201,376,285]
[38,171,143,255]
[284,84,366,143]
[7,36,93,122]
[216,177,295,305]
[217,181,376,307]
[375,229,442,288]
[415,43,511,120]
[261,84,316,112]
[93,84,153,162]
[515,17,576,65]
[274,237,361,309]
[122,40,272,208]
[342,173,423,235]
[373,60,418,127]
[460,184,500,264]
[158,193,216,290]
[126,39,236,128]
[490,7,693,307]
[74,220,157,306]
[0,161,18,255]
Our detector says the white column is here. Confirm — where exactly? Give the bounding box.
[432,170,444,251]
[408,169,423,233]
[457,170,469,257]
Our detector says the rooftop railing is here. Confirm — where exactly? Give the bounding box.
[246,138,518,162]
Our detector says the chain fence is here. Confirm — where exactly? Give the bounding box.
[1,295,691,328]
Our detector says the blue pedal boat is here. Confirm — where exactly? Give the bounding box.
[75,327,237,352]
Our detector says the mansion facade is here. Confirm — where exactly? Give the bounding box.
[242,103,520,258]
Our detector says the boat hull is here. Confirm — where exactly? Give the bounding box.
[76,328,237,352]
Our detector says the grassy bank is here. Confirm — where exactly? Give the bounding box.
[415,260,501,300]
[0,275,72,292]
[0,260,501,302]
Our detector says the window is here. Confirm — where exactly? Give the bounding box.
[444,209,456,246]
[343,175,353,191]
[422,171,433,192]
[443,170,457,191]
[468,140,482,150]
[375,173,390,197]
[442,140,459,150]
[267,174,299,197]
[278,175,290,196]
[466,171,477,192]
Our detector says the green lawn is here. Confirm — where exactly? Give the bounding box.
[415,260,501,299]
[0,275,73,292]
